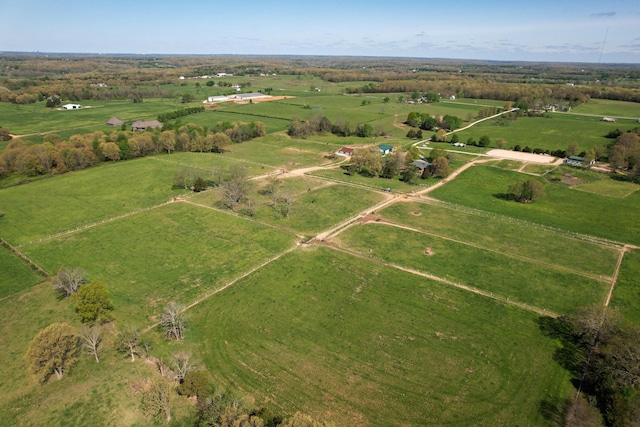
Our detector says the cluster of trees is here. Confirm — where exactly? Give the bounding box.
[507,178,546,203]
[157,106,205,122]
[0,120,265,181]
[542,307,640,426]
[609,129,640,180]
[345,146,450,182]
[287,114,384,139]
[405,112,463,131]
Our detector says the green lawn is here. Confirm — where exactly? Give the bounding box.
[610,249,640,325]
[183,246,570,426]
[377,201,619,277]
[0,246,45,298]
[21,202,295,325]
[569,98,640,118]
[429,164,640,246]
[337,223,607,314]
[454,114,636,152]
[0,158,184,245]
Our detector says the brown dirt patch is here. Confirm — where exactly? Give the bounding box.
[424,247,434,256]
[288,162,300,166]
[360,213,381,223]
[250,95,294,103]
[562,174,583,185]
[410,211,422,216]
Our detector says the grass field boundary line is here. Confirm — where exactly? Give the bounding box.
[0,237,49,278]
[305,171,396,193]
[323,243,560,318]
[419,197,625,249]
[604,245,628,307]
[362,221,612,283]
[15,199,186,248]
[141,243,300,335]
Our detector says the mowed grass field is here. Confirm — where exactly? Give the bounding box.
[185,247,568,426]
[610,249,640,325]
[0,246,45,298]
[428,164,640,246]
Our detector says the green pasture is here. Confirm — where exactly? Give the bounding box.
[378,201,619,278]
[569,98,640,118]
[337,223,607,314]
[21,202,295,325]
[223,136,336,169]
[189,178,386,236]
[522,163,559,175]
[0,99,179,136]
[544,165,640,198]
[0,158,183,245]
[186,108,291,133]
[184,246,569,426]
[610,249,640,325]
[150,151,272,176]
[454,114,635,152]
[429,165,640,246]
[0,246,44,298]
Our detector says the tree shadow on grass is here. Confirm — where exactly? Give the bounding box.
[493,192,516,201]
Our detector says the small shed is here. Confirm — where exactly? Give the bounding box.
[337,147,353,157]
[564,155,594,167]
[602,117,616,122]
[62,103,82,110]
[107,116,124,126]
[378,144,394,155]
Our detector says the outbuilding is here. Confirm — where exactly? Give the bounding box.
[337,147,354,157]
[106,116,124,126]
[62,103,82,110]
[378,144,394,155]
[131,120,163,131]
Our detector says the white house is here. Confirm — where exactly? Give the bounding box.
[62,103,82,110]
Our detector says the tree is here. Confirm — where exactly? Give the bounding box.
[116,325,140,361]
[193,176,207,192]
[51,267,87,297]
[178,370,212,398]
[431,157,451,178]
[508,178,545,203]
[211,132,231,153]
[351,146,382,177]
[171,351,199,382]
[400,165,419,184]
[161,302,186,340]
[141,378,173,423]
[158,131,176,154]
[478,135,491,147]
[496,138,507,149]
[450,133,459,144]
[0,126,12,141]
[222,166,249,211]
[566,142,580,157]
[435,129,447,142]
[77,325,102,363]
[69,281,114,324]
[25,323,79,383]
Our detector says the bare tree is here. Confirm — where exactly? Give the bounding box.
[171,351,200,382]
[222,167,248,211]
[77,325,102,363]
[273,191,294,218]
[161,302,185,340]
[51,267,87,296]
[141,378,173,423]
[116,325,140,361]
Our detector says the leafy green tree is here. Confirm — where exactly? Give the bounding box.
[178,370,212,398]
[25,323,79,383]
[442,115,462,130]
[400,165,419,184]
[508,178,545,203]
[351,146,382,177]
[431,157,451,178]
[193,176,207,192]
[450,133,459,144]
[435,129,447,142]
[70,281,114,324]
[478,135,491,147]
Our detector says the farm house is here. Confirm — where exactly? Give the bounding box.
[131,120,162,131]
[337,147,353,157]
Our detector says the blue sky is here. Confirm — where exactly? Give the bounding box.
[1,0,639,63]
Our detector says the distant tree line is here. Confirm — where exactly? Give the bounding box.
[0,120,265,181]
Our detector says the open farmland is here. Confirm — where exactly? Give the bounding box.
[185,247,568,426]
[1,56,640,426]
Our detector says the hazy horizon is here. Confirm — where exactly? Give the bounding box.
[2,0,639,64]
